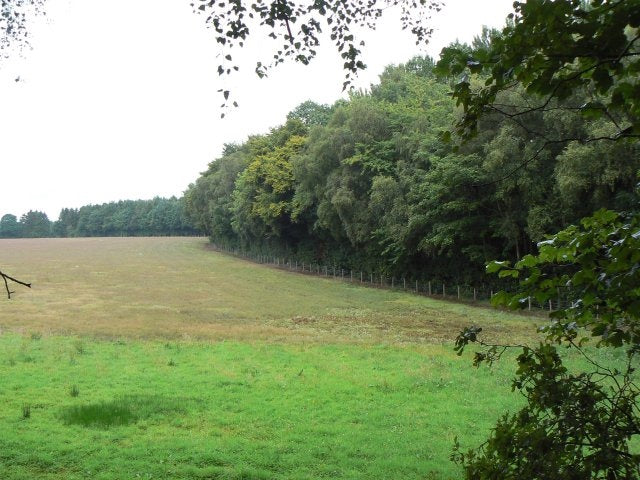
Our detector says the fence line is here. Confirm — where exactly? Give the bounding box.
[211,244,571,312]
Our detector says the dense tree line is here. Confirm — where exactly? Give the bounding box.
[184,52,639,284]
[0,197,199,238]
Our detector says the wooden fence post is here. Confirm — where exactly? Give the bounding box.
[443,283,446,297]
[428,281,432,295]
[457,285,460,299]
[473,287,477,301]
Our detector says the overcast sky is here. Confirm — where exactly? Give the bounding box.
[0,0,514,220]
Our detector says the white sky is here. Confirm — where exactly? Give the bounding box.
[0,0,514,220]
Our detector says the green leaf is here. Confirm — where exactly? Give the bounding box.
[486,260,510,273]
[498,269,519,279]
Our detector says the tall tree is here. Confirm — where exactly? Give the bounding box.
[19,210,50,238]
[287,101,333,127]
[231,121,307,242]
[0,214,21,238]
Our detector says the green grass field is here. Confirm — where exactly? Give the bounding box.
[0,237,564,479]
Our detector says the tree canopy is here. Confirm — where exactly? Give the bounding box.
[0,197,200,239]
[185,51,639,285]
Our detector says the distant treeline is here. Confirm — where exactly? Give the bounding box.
[184,53,639,284]
[0,197,200,238]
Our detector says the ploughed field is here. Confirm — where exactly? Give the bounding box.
[0,237,594,479]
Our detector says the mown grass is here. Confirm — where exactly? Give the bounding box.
[0,237,537,344]
[0,237,584,479]
[0,334,526,479]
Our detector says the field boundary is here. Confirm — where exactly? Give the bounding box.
[206,243,563,314]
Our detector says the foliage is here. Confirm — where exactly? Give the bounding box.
[185,53,640,282]
[455,207,640,479]
[286,100,333,126]
[0,197,199,239]
[190,0,443,111]
[0,0,45,59]
[437,0,640,142]
[184,148,250,241]
[446,2,640,478]
[489,206,640,346]
[0,214,21,238]
[18,210,50,238]
[231,123,307,241]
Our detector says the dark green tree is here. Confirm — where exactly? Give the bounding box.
[19,210,51,238]
[62,198,197,237]
[287,101,333,126]
[184,149,251,241]
[0,214,21,238]
[57,208,80,237]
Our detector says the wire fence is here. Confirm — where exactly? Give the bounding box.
[212,244,572,313]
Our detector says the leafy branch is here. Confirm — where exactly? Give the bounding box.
[0,0,47,59]
[191,0,443,115]
[436,0,640,144]
[453,203,640,479]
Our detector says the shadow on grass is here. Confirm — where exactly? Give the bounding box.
[59,395,187,428]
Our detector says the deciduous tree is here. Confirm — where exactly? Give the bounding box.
[445,2,640,478]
